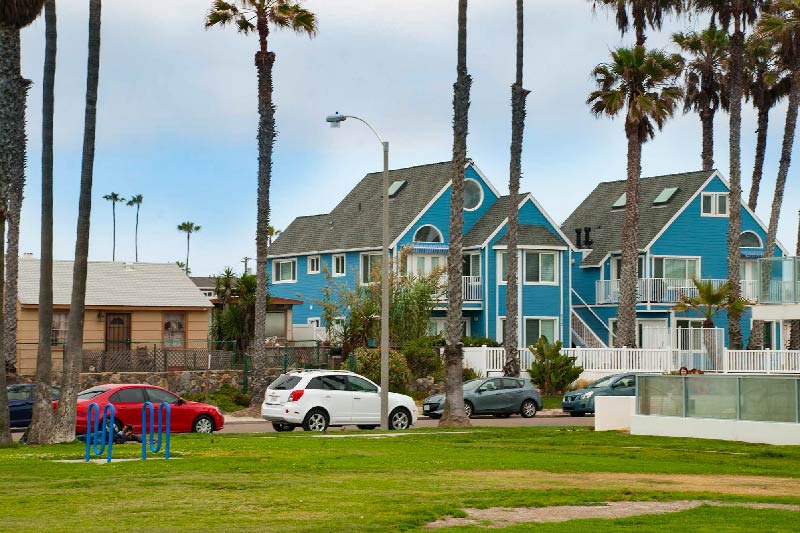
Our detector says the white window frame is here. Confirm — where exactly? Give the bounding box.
[497,252,508,285]
[307,255,320,274]
[652,255,701,280]
[701,192,729,217]
[523,316,560,346]
[412,224,444,243]
[740,230,763,248]
[332,254,346,277]
[523,251,558,286]
[463,178,484,212]
[360,253,382,285]
[610,256,644,280]
[608,318,668,348]
[273,259,297,284]
[307,317,321,328]
[463,252,481,278]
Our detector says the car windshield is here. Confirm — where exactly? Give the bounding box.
[77,387,108,400]
[589,376,617,389]
[463,379,483,391]
[269,375,301,390]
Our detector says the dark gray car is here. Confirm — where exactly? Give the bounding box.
[422,377,542,418]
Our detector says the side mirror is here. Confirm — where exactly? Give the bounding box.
[177,398,185,405]
[476,388,484,394]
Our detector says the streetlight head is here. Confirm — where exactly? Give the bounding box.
[326,112,346,128]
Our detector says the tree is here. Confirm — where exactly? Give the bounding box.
[0,0,45,445]
[589,0,684,46]
[440,0,471,429]
[211,272,257,353]
[205,0,317,403]
[102,192,124,261]
[215,266,236,311]
[51,0,102,443]
[791,209,800,349]
[748,0,800,349]
[177,221,200,275]
[694,0,765,349]
[175,260,190,275]
[528,337,583,396]
[126,194,143,261]
[267,224,280,247]
[503,0,530,378]
[28,0,57,445]
[744,33,790,210]
[673,25,730,171]
[587,46,683,348]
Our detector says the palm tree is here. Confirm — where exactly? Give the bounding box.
[744,33,790,210]
[693,0,765,349]
[215,267,236,311]
[175,260,190,275]
[589,0,684,46]
[52,0,102,444]
[205,0,317,402]
[504,0,530,378]
[587,46,683,348]
[747,0,800,349]
[28,0,57,446]
[0,0,45,445]
[267,225,281,247]
[673,25,730,171]
[103,192,125,261]
[127,194,143,261]
[441,0,472,429]
[791,209,800,349]
[177,221,201,275]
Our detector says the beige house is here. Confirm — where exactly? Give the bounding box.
[16,259,213,374]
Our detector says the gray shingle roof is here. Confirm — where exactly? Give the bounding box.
[19,259,213,308]
[269,161,454,256]
[495,225,566,247]
[561,170,715,266]
[463,196,513,247]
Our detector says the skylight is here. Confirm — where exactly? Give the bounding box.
[612,193,626,209]
[653,187,678,205]
[388,180,407,198]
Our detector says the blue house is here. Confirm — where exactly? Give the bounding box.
[563,169,788,349]
[267,161,574,348]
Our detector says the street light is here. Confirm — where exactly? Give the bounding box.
[326,112,390,430]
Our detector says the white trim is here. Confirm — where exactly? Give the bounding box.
[332,254,346,277]
[467,161,502,199]
[650,254,702,279]
[485,248,490,338]
[359,252,382,285]
[700,192,729,217]
[567,250,572,346]
[522,193,576,249]
[307,317,321,328]
[273,258,297,284]
[740,230,763,248]
[390,182,451,249]
[522,316,560,346]
[463,177,485,212]
[522,250,559,286]
[269,247,380,260]
[412,224,445,243]
[307,255,320,275]
[478,195,574,250]
[493,245,568,251]
[497,251,507,285]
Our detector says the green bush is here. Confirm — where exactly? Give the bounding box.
[184,385,250,413]
[461,336,500,348]
[401,337,443,380]
[463,367,481,381]
[352,347,413,394]
[527,337,583,396]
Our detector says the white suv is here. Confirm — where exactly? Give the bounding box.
[261,370,418,432]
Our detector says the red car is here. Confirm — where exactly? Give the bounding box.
[70,384,224,434]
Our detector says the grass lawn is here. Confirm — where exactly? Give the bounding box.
[542,396,562,410]
[2,427,799,531]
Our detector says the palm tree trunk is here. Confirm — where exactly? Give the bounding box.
[617,125,642,348]
[0,216,8,445]
[4,150,22,374]
[440,0,471,428]
[748,106,769,211]
[111,201,115,261]
[185,233,190,274]
[791,209,800,350]
[250,10,276,406]
[726,22,745,350]
[134,204,139,261]
[504,0,528,378]
[52,0,101,443]
[28,0,57,445]
[700,108,714,172]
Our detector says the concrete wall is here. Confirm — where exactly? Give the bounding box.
[595,396,635,431]
[630,414,800,445]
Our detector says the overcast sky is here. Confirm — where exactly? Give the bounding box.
[18,0,800,276]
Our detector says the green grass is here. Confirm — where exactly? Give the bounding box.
[1,427,799,532]
[542,396,562,410]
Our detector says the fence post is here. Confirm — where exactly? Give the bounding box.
[767,349,772,375]
[722,348,729,374]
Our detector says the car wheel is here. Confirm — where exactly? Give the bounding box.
[520,400,538,418]
[569,411,586,417]
[193,415,215,433]
[388,408,411,430]
[272,422,295,432]
[463,401,473,418]
[357,425,378,430]
[302,409,329,432]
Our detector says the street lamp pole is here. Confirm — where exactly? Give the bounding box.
[327,113,390,430]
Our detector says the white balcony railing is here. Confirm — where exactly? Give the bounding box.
[437,276,482,303]
[596,278,760,305]
[757,257,800,304]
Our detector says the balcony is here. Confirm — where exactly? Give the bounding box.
[596,278,760,305]
[756,257,800,304]
[437,276,482,304]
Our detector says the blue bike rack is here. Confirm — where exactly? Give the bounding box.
[141,402,171,460]
[85,402,115,463]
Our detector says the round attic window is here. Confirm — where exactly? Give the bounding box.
[464,178,483,211]
[413,225,443,243]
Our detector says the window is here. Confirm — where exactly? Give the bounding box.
[740,231,762,248]
[265,312,286,337]
[611,256,644,280]
[498,318,506,343]
[653,187,679,205]
[274,259,297,283]
[145,388,180,404]
[52,311,68,345]
[77,387,108,401]
[109,387,146,403]
[7,385,33,401]
[653,257,699,279]
[463,253,481,277]
[307,255,320,274]
[524,252,557,284]
[308,318,321,328]
[361,254,382,284]
[464,178,483,211]
[676,319,704,329]
[348,375,378,393]
[307,375,347,391]
[333,254,345,277]
[499,252,508,283]
[701,192,728,217]
[612,193,626,208]
[501,378,523,389]
[388,180,407,197]
[524,318,557,345]
[163,313,185,348]
[413,225,443,243]
[269,375,301,390]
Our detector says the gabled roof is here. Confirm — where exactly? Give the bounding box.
[495,225,566,247]
[19,259,212,308]
[561,170,715,266]
[463,196,513,247]
[191,277,218,289]
[269,161,455,257]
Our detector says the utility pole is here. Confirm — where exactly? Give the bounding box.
[242,256,252,275]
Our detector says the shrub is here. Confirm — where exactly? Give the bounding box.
[462,336,500,348]
[463,367,481,381]
[402,337,443,380]
[527,337,583,396]
[184,385,250,413]
[352,347,413,394]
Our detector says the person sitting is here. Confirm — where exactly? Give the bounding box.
[115,424,141,444]
[678,367,689,376]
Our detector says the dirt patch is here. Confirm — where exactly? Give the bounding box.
[426,501,800,529]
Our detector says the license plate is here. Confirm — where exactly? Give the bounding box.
[423,405,431,412]
[269,395,279,402]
